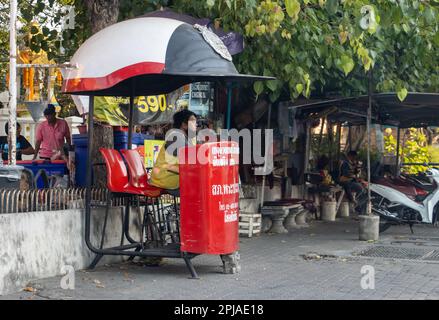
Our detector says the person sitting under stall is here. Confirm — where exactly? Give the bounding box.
[316,155,334,186]
[0,122,35,162]
[149,109,197,196]
[338,150,366,206]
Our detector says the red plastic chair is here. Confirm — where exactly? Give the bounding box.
[93,148,144,264]
[121,149,175,245]
[100,148,143,195]
[120,149,162,197]
[92,148,163,266]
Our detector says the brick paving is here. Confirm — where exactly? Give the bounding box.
[2,218,439,300]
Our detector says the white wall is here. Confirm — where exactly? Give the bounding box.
[0,206,142,295]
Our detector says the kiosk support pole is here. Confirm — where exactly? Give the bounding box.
[128,94,134,150]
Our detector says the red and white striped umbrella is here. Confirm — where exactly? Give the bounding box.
[62,17,272,97]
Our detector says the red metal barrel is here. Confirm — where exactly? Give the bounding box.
[179,141,240,254]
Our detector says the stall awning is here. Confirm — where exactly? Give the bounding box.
[290,92,439,128]
[62,17,272,97]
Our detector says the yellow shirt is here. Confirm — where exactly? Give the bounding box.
[149,130,196,190]
[149,146,180,190]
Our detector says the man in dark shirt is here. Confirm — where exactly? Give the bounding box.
[0,122,35,161]
[339,150,365,204]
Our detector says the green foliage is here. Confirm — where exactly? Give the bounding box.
[384,128,431,174]
[1,0,437,106]
[384,133,396,155]
[310,134,338,160]
[13,1,88,62]
[0,0,172,65]
[427,145,439,164]
[357,147,380,166]
[172,0,439,101]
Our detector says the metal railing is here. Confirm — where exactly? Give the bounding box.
[0,188,110,214]
[401,163,439,167]
[0,187,179,216]
[160,193,180,204]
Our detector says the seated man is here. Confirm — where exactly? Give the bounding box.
[149,109,197,196]
[0,122,34,161]
[339,150,365,205]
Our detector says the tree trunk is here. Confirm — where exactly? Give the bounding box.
[85,0,120,187]
[85,0,120,34]
[424,128,433,145]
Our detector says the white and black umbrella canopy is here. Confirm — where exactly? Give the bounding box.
[62,17,273,96]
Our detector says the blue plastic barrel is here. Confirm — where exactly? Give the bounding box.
[73,134,88,187]
[114,132,153,150]
[133,133,154,145]
[113,131,128,151]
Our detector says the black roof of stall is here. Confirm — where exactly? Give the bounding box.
[290,92,439,128]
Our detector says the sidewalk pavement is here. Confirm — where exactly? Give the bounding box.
[2,217,439,300]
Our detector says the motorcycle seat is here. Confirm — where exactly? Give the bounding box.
[404,176,436,192]
[374,177,420,199]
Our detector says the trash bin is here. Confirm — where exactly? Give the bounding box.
[73,134,88,187]
[113,131,128,150]
[179,141,240,254]
[114,131,153,150]
[133,133,154,147]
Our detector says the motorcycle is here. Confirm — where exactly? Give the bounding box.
[366,168,439,233]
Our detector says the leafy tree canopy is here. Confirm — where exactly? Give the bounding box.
[2,0,438,102]
[172,0,439,101]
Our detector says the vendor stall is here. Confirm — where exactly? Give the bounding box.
[290,92,439,233]
[62,16,273,277]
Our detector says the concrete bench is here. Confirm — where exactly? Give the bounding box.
[261,201,312,233]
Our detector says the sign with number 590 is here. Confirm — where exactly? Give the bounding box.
[136,95,168,113]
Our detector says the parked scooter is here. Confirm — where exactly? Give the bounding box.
[366,168,439,233]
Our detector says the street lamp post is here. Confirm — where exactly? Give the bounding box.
[359,69,380,241]
[8,0,17,166]
[366,70,372,216]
